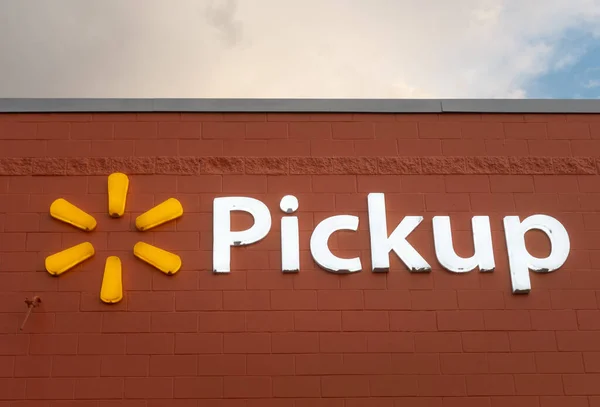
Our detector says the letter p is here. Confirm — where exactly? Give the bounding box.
[213,197,272,273]
[504,215,570,294]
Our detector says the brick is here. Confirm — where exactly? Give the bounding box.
[126,333,174,355]
[29,334,77,355]
[514,374,563,395]
[510,331,557,352]
[375,122,418,139]
[124,377,173,399]
[151,312,197,333]
[290,122,331,139]
[246,122,287,139]
[505,123,546,139]
[528,140,571,156]
[440,353,487,374]
[320,332,369,353]
[564,374,600,395]
[419,122,461,139]
[75,377,124,399]
[101,355,149,377]
[246,311,294,332]
[71,122,113,139]
[484,311,531,331]
[310,140,354,156]
[0,378,26,399]
[551,289,597,309]
[390,311,437,332]
[418,375,466,397]
[321,376,370,397]
[148,355,197,377]
[174,377,223,399]
[223,291,270,311]
[548,122,591,139]
[463,332,510,353]
[415,332,462,352]
[102,312,150,333]
[485,139,529,156]
[272,376,321,398]
[437,311,485,331]
[554,157,596,174]
[530,310,577,330]
[26,378,75,400]
[198,157,244,174]
[15,356,52,377]
[535,352,584,373]
[422,157,466,174]
[332,122,374,139]
[154,156,198,174]
[411,290,458,310]
[442,139,486,155]
[488,353,535,373]
[317,290,363,310]
[244,354,292,376]
[224,333,270,353]
[38,122,70,139]
[466,374,515,396]
[52,355,101,377]
[271,290,317,310]
[425,193,470,211]
[571,140,600,156]
[174,333,222,354]
[272,332,319,353]
[197,354,245,376]
[467,157,510,174]
[222,175,267,193]
[541,396,589,407]
[364,290,410,310]
[490,175,534,192]
[224,376,271,398]
[294,354,344,375]
[295,311,341,331]
[445,175,490,192]
[342,311,389,331]
[370,375,419,397]
[398,139,442,156]
[197,312,245,332]
[245,157,288,175]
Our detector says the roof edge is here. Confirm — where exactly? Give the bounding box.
[0,98,599,113]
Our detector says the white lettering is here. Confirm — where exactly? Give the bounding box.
[433,216,495,273]
[367,193,430,273]
[503,214,570,294]
[212,197,271,273]
[280,195,300,273]
[310,215,361,273]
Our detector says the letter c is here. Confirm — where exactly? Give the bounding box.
[310,215,361,273]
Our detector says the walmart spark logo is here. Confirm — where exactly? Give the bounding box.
[44,173,184,304]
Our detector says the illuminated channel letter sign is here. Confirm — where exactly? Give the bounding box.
[44,175,571,303]
[213,193,571,294]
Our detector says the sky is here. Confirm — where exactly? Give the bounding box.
[0,0,599,99]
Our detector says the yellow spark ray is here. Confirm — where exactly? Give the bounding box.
[135,198,183,231]
[50,198,97,232]
[100,256,123,304]
[133,242,181,275]
[45,242,95,276]
[108,172,129,218]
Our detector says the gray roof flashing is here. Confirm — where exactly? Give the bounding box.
[0,98,599,113]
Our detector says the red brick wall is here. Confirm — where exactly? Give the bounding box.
[1,111,600,406]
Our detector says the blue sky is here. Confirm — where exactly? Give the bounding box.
[528,30,600,98]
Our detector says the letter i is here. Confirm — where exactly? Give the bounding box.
[280,195,300,273]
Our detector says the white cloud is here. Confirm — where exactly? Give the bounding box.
[0,0,599,98]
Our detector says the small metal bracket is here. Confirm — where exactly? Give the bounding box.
[20,296,42,332]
